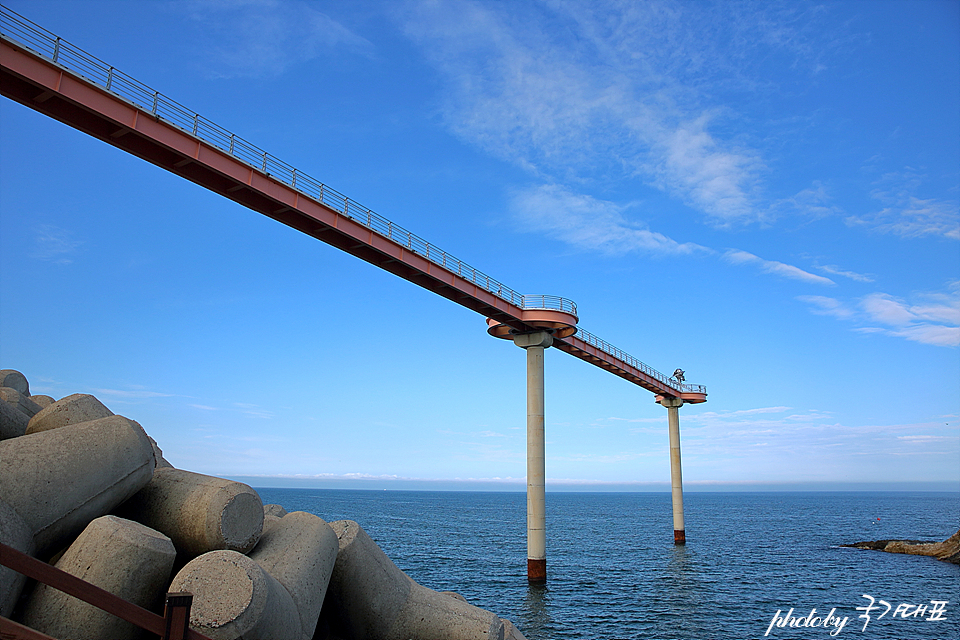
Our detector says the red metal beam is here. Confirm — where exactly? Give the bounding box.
[0,35,704,402]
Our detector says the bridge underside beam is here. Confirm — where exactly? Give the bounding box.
[1,40,535,333]
[1,37,705,401]
[552,337,706,403]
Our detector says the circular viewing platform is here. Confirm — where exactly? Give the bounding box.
[487,294,578,339]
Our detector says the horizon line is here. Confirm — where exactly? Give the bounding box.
[228,475,959,493]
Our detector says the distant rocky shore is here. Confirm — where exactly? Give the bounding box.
[842,530,960,565]
[1,368,526,640]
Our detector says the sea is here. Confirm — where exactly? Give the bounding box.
[255,489,959,640]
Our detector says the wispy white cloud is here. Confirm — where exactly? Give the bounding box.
[859,289,960,347]
[185,0,374,79]
[31,224,83,265]
[510,184,707,255]
[400,0,825,226]
[677,408,959,474]
[696,406,793,419]
[797,284,960,347]
[90,387,174,400]
[645,115,763,225]
[847,169,960,240]
[814,263,875,283]
[796,295,854,319]
[723,249,835,285]
[233,402,275,420]
[771,181,844,220]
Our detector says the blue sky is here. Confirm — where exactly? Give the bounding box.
[1,0,957,491]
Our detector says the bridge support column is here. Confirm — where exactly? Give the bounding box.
[660,396,686,545]
[513,330,553,583]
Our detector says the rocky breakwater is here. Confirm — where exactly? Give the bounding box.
[842,528,960,565]
[0,369,526,640]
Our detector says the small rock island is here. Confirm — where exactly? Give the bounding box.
[842,529,960,565]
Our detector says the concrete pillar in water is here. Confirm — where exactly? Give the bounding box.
[660,396,686,544]
[512,330,552,583]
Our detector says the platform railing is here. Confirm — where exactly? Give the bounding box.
[0,4,702,398]
[519,294,577,315]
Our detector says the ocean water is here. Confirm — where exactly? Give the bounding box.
[256,489,959,640]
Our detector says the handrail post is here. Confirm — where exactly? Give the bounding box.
[162,593,193,640]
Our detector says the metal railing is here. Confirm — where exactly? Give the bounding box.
[575,327,706,395]
[0,4,702,398]
[0,5,533,310]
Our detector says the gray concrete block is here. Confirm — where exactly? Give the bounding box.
[250,511,339,640]
[442,591,468,603]
[148,436,174,469]
[262,514,283,538]
[0,387,43,419]
[21,515,176,640]
[26,393,114,435]
[169,549,301,640]
[325,520,505,640]
[0,399,28,440]
[116,468,263,558]
[264,503,288,518]
[0,496,34,618]
[502,619,528,640]
[0,370,28,396]
[28,394,55,409]
[0,415,156,555]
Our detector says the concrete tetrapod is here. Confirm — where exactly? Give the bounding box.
[0,388,43,419]
[0,496,34,617]
[325,520,510,640]
[28,395,54,410]
[21,515,176,640]
[169,549,301,640]
[26,392,114,435]
[115,467,264,558]
[0,398,28,440]
[0,415,155,555]
[0,370,29,395]
[248,511,339,640]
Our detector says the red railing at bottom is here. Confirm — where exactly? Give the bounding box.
[0,542,210,640]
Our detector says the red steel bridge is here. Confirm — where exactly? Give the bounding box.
[0,5,706,582]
